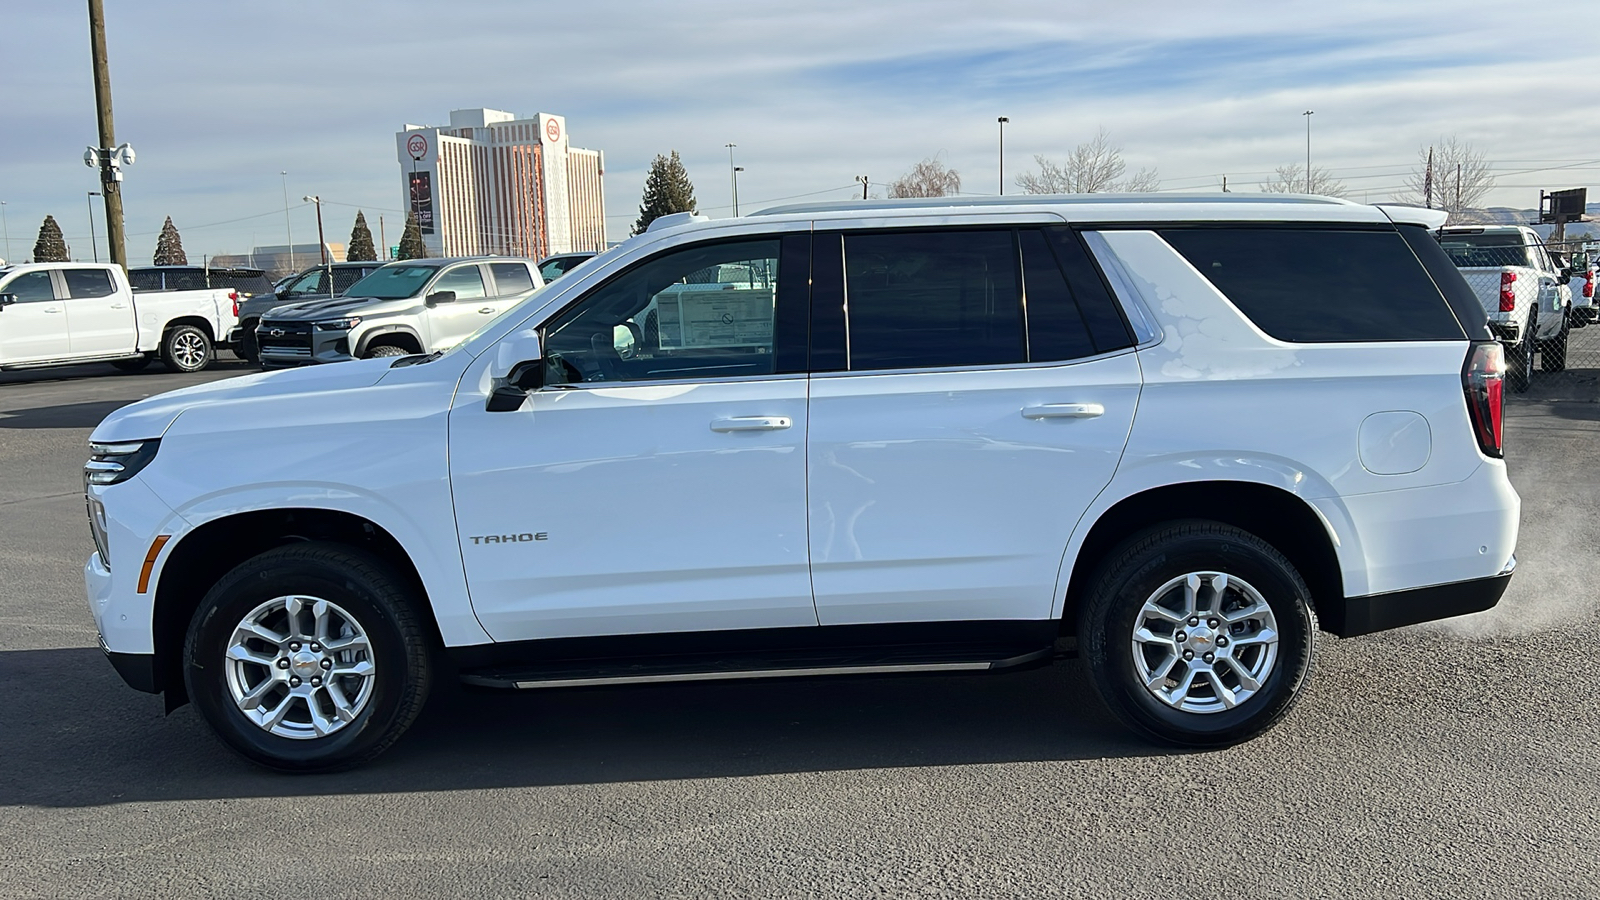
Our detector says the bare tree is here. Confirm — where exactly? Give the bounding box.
[887,158,961,198]
[1259,164,1348,198]
[1395,136,1495,223]
[1015,128,1159,194]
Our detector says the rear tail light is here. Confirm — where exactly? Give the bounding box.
[1584,269,1594,299]
[230,290,240,317]
[1462,341,1504,459]
[1498,271,1516,312]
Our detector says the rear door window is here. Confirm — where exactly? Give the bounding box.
[842,230,1024,370]
[488,263,535,297]
[62,268,116,298]
[1159,227,1466,342]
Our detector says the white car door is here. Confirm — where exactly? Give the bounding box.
[0,270,72,363]
[805,227,1140,626]
[448,234,818,641]
[61,267,135,356]
[421,263,493,351]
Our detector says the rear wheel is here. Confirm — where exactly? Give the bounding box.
[161,324,213,373]
[1078,521,1317,748]
[183,542,433,772]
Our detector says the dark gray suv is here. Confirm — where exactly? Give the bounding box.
[232,262,386,362]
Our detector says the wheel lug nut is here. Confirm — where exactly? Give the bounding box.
[1188,617,1199,626]
[311,676,322,687]
[1203,653,1215,663]
[276,659,290,669]
[309,642,320,652]
[1183,650,1194,660]
[290,676,301,687]
[1207,618,1219,628]
[320,658,333,669]
[289,642,301,652]
[1217,637,1229,647]
[1175,631,1188,642]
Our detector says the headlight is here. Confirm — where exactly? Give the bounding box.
[314,316,361,330]
[84,439,161,486]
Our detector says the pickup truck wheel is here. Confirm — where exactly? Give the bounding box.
[1539,318,1569,373]
[1078,521,1317,748]
[110,357,150,372]
[161,325,213,373]
[183,542,432,772]
[363,345,411,359]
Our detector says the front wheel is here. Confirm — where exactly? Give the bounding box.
[1078,521,1317,748]
[363,344,411,359]
[161,324,214,373]
[183,542,433,772]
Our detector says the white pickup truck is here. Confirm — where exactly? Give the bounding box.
[1436,225,1572,391]
[0,262,236,374]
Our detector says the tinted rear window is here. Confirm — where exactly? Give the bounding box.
[1159,228,1466,342]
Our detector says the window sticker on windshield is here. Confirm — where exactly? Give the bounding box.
[655,287,774,349]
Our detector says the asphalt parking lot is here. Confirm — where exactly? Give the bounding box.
[1,349,1597,899]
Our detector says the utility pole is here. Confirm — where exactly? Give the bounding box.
[86,191,102,262]
[303,195,327,265]
[1302,110,1314,194]
[1456,163,1462,214]
[0,200,9,263]
[1221,176,1229,193]
[1424,146,1434,209]
[379,215,386,259]
[997,116,1008,195]
[856,175,869,200]
[724,143,738,217]
[87,0,127,269]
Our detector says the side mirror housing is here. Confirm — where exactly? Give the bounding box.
[0,293,16,308]
[485,329,543,412]
[425,290,456,307]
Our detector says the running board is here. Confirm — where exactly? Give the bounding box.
[460,645,1052,690]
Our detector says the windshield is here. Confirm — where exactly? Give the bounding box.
[343,264,439,300]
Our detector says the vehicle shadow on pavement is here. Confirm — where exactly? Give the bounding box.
[0,647,1155,807]
[0,400,136,429]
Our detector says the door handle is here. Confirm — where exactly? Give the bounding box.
[478,307,496,314]
[109,303,128,309]
[1022,403,1104,420]
[43,307,63,313]
[710,416,792,432]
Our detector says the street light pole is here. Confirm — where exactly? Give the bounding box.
[303,195,327,265]
[2,200,12,264]
[86,191,102,262]
[1302,110,1314,194]
[724,143,738,218]
[997,116,1009,195]
[281,171,295,273]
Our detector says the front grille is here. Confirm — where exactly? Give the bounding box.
[258,321,313,357]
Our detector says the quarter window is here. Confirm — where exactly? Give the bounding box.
[543,239,781,385]
[432,265,486,301]
[63,268,116,299]
[489,263,535,297]
[1160,228,1466,343]
[843,230,1023,370]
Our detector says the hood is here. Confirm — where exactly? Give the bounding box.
[90,357,398,443]
[261,295,419,321]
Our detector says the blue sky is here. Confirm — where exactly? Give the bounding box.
[2,0,1594,262]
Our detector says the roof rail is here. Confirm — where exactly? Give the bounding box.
[750,192,1358,218]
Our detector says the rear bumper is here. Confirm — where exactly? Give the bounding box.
[1324,563,1514,638]
[1487,320,1522,343]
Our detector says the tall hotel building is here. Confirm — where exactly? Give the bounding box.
[396,108,606,259]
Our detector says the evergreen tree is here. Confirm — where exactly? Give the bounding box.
[32,215,69,262]
[397,211,427,260]
[347,210,377,261]
[633,151,697,235]
[152,216,188,265]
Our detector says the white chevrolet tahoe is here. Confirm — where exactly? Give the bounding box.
[0,262,235,373]
[84,195,1520,772]
[255,257,543,367]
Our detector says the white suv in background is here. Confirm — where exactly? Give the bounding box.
[84,195,1518,771]
[255,257,543,366]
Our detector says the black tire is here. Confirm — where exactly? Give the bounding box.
[363,344,411,359]
[237,321,260,363]
[183,542,433,772]
[1078,520,1317,748]
[1540,317,1569,373]
[160,324,214,373]
[110,356,151,372]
